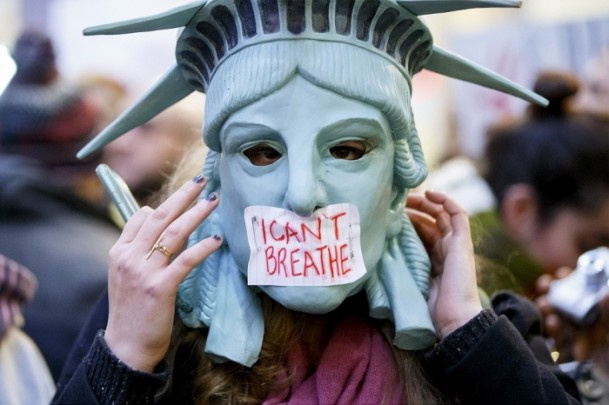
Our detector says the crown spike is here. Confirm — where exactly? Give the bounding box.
[77,65,195,159]
[398,0,521,16]
[424,46,548,106]
[83,0,207,36]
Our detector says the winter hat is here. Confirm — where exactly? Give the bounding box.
[0,31,100,169]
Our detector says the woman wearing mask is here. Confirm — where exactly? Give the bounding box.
[54,1,579,403]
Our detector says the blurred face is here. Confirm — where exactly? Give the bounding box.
[530,199,609,273]
[576,56,609,115]
[216,75,397,311]
[103,112,186,194]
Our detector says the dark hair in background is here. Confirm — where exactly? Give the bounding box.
[0,30,100,169]
[482,70,609,224]
[9,30,58,85]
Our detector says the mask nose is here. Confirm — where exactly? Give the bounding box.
[285,153,327,217]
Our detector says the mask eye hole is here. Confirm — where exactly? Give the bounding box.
[330,141,367,160]
[243,143,282,166]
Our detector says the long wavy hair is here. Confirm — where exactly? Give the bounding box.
[168,296,444,404]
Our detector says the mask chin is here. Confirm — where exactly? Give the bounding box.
[259,278,369,314]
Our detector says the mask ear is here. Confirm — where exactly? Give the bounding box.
[394,120,428,190]
[202,150,221,191]
[388,188,407,238]
[501,184,538,243]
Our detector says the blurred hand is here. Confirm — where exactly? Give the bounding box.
[536,268,609,363]
[407,190,483,339]
[104,176,222,372]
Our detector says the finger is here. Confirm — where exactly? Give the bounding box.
[119,206,153,244]
[425,190,470,236]
[161,234,224,287]
[408,190,469,244]
[445,201,470,237]
[423,189,449,205]
[407,209,438,247]
[535,274,554,295]
[424,190,468,218]
[406,193,425,210]
[406,209,431,228]
[555,266,573,279]
[149,192,220,261]
[434,211,453,237]
[407,192,445,225]
[137,176,208,247]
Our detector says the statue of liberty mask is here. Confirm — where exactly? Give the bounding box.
[77,0,547,367]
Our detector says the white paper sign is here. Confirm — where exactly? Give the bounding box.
[244,204,366,287]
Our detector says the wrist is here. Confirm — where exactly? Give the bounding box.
[104,330,161,373]
[437,302,484,339]
[87,331,169,402]
[425,309,498,371]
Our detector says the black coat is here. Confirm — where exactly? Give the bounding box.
[53,289,580,404]
[0,156,121,379]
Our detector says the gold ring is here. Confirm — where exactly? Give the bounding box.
[146,239,174,260]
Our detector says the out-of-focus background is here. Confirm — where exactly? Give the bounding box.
[1,0,608,166]
[1,1,608,391]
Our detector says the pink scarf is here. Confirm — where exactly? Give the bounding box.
[264,314,405,404]
[0,255,37,340]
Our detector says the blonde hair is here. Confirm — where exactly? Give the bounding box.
[148,138,208,208]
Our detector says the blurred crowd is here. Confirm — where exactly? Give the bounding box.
[0,30,204,402]
[424,53,609,400]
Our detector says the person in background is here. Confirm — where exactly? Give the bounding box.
[0,254,55,403]
[102,93,205,208]
[472,70,609,378]
[0,30,105,207]
[0,30,121,379]
[576,47,609,116]
[78,74,129,137]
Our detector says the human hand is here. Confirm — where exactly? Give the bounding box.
[536,269,609,363]
[407,190,482,339]
[104,175,222,372]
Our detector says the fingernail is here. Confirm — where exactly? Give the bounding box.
[206,192,217,201]
[192,174,206,183]
[213,234,222,241]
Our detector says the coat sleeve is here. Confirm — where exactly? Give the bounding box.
[424,292,581,404]
[51,291,169,404]
[55,290,110,389]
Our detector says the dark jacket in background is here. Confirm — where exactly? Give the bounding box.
[0,155,120,379]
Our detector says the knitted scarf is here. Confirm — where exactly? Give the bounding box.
[0,254,37,341]
[263,314,404,404]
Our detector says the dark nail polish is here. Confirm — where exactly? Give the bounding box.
[206,192,217,201]
[213,234,222,241]
[192,174,206,183]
